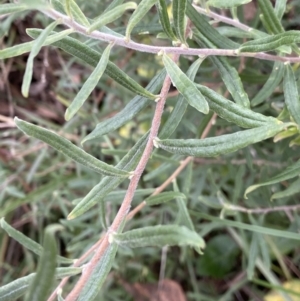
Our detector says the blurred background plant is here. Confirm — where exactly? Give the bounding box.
[1,0,300,300]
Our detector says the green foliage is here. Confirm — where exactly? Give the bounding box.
[1,0,300,300]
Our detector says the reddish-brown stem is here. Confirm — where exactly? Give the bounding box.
[64,56,177,300]
[47,238,104,301]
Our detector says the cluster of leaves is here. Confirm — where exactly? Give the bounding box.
[1,0,300,300]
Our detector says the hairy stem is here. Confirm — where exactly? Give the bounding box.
[41,8,300,63]
[64,56,177,301]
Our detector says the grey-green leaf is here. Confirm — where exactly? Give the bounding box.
[0,29,73,60]
[22,21,59,98]
[247,234,259,280]
[0,267,81,301]
[251,61,284,107]
[68,133,148,219]
[81,70,166,143]
[197,84,278,128]
[77,242,118,301]
[26,29,157,100]
[156,0,178,42]
[186,2,239,50]
[0,218,71,264]
[24,226,58,301]
[244,159,300,198]
[283,63,300,126]
[125,0,158,41]
[257,0,284,34]
[14,117,129,178]
[155,123,290,158]
[193,32,250,108]
[145,191,186,206]
[271,178,300,200]
[207,0,252,9]
[88,2,137,33]
[0,3,28,15]
[173,0,187,44]
[162,53,209,114]
[239,31,300,53]
[112,225,205,253]
[65,43,113,120]
[159,57,205,139]
[51,0,90,27]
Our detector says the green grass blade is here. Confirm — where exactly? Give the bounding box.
[0,3,28,15]
[207,0,251,8]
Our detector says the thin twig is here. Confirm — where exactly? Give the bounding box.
[64,56,176,301]
[41,8,300,63]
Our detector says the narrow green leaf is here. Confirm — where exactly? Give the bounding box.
[283,63,300,126]
[0,3,28,15]
[104,0,125,13]
[173,0,187,44]
[81,70,166,143]
[155,123,289,158]
[112,225,205,253]
[88,2,137,33]
[275,0,286,20]
[271,178,300,200]
[252,61,284,107]
[257,0,284,34]
[193,32,250,108]
[0,268,81,301]
[51,0,89,27]
[186,2,239,50]
[65,43,113,120]
[0,29,73,60]
[68,133,148,219]
[1,177,74,217]
[191,211,300,241]
[25,226,59,301]
[0,218,71,264]
[26,29,157,100]
[22,21,59,97]
[77,242,118,301]
[207,0,252,8]
[125,0,158,41]
[145,191,186,206]
[239,31,300,53]
[156,0,178,42]
[69,0,90,26]
[247,234,259,280]
[159,57,205,139]
[173,181,194,231]
[244,159,300,198]
[14,117,129,178]
[197,84,278,128]
[162,53,209,114]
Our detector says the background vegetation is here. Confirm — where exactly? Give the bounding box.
[1,0,300,300]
